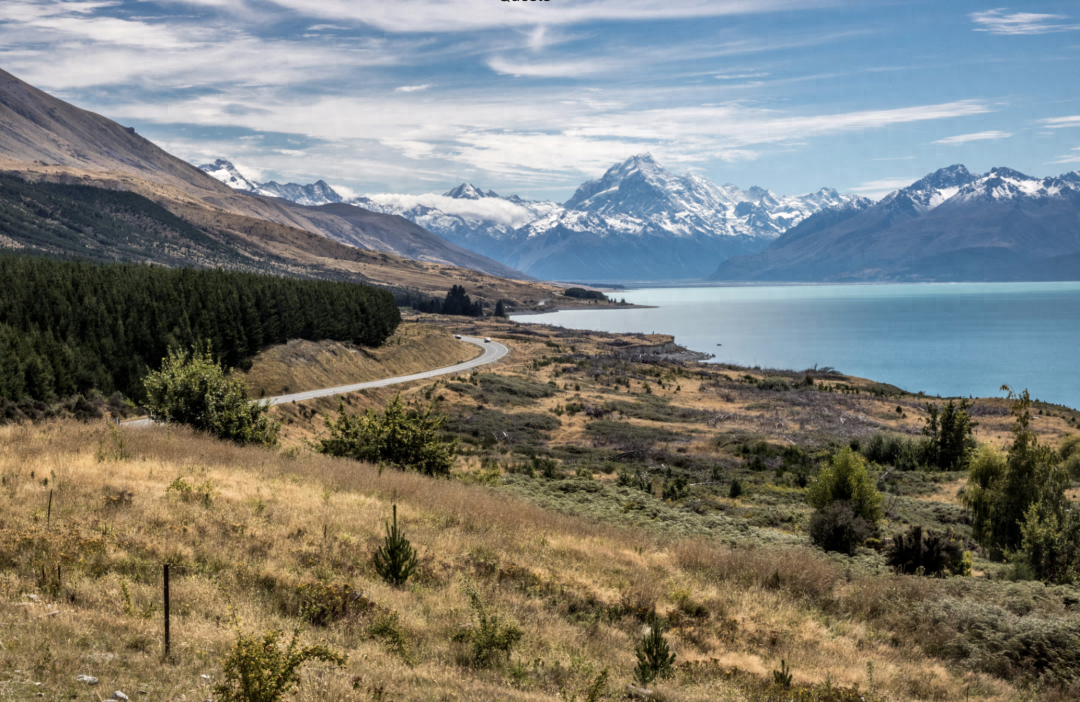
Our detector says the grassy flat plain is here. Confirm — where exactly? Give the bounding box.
[3,317,1080,701]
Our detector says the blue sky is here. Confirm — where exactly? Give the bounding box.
[2,0,1078,201]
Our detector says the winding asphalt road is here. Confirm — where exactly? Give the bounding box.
[266,336,508,405]
[124,336,508,426]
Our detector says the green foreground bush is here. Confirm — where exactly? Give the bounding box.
[316,395,455,476]
[144,347,278,446]
[215,628,345,702]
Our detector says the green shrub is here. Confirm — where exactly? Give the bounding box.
[373,504,419,587]
[633,617,676,685]
[729,478,743,499]
[886,525,967,576]
[757,377,792,392]
[809,502,874,555]
[807,447,883,523]
[448,374,557,406]
[443,408,560,445]
[296,582,354,626]
[452,584,524,667]
[368,610,412,663]
[1060,435,1080,478]
[1020,500,1080,584]
[214,628,346,702]
[316,395,455,476]
[861,432,925,471]
[964,389,1069,555]
[662,476,689,500]
[144,347,278,446]
[922,399,978,471]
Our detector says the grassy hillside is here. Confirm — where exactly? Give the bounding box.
[0,419,1046,702]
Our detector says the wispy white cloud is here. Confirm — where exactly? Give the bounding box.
[394,84,433,92]
[932,130,1013,145]
[1039,115,1080,128]
[971,9,1080,36]
[848,176,914,200]
[1047,147,1080,165]
[364,192,537,227]
[260,0,835,34]
[486,55,613,78]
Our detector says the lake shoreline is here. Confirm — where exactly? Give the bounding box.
[511,282,1080,411]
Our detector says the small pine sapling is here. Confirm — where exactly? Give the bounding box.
[633,618,676,685]
[373,504,419,587]
[773,659,793,687]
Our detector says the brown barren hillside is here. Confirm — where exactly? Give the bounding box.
[0,67,522,278]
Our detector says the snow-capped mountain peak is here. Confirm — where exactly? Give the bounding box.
[197,160,344,206]
[877,164,979,214]
[256,180,343,206]
[952,167,1080,204]
[444,183,499,200]
[198,159,260,192]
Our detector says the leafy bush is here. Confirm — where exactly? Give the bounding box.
[964,389,1069,555]
[886,525,968,576]
[860,432,925,471]
[729,478,743,499]
[1060,434,1080,478]
[214,628,346,702]
[144,347,278,446]
[296,582,355,626]
[373,504,419,587]
[1020,500,1080,584]
[807,447,883,523]
[923,399,978,471]
[809,501,874,555]
[368,610,412,663]
[633,617,676,685]
[757,377,792,392]
[452,584,524,667]
[316,395,455,476]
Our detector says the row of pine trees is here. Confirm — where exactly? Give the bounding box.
[0,255,401,402]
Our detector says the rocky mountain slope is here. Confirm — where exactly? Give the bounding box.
[0,68,522,278]
[710,165,1080,282]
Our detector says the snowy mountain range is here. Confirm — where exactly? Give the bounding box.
[199,155,865,280]
[711,165,1080,282]
[199,159,345,207]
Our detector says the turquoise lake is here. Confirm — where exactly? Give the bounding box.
[512,283,1080,410]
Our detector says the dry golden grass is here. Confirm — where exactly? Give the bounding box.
[0,420,1032,701]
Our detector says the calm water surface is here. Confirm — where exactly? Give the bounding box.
[512,283,1080,409]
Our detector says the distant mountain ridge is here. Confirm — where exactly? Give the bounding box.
[0,67,524,280]
[202,154,865,280]
[710,165,1080,282]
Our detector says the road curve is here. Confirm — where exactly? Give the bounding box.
[266,336,507,405]
[124,336,508,426]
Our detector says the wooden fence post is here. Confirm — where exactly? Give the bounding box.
[163,563,171,657]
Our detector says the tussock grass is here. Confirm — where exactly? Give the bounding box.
[0,420,1059,701]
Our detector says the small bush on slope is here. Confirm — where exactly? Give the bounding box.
[315,395,455,476]
[144,346,278,447]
